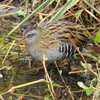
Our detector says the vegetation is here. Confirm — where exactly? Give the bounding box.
[0,0,100,100]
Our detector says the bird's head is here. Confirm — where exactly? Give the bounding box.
[21,29,38,46]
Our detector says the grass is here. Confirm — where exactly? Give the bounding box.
[0,0,100,100]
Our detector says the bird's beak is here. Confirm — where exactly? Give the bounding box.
[20,36,27,44]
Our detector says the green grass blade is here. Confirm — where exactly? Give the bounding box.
[7,0,55,36]
[49,0,79,22]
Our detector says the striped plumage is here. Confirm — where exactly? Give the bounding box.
[23,21,90,61]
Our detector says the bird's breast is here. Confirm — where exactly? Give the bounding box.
[29,41,63,61]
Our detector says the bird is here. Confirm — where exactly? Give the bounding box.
[21,21,90,62]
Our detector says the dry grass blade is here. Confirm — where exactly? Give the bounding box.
[2,40,16,64]
[83,0,100,14]
[0,79,46,96]
[43,55,55,100]
[7,0,55,36]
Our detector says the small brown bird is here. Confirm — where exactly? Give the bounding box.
[22,21,90,61]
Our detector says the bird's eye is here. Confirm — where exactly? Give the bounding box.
[27,33,36,38]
